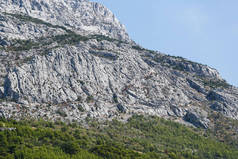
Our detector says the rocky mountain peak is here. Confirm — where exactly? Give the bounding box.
[0,0,130,41]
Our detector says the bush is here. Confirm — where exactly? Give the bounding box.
[61,141,81,154]
[0,116,238,159]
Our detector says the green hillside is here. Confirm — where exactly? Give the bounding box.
[0,115,238,159]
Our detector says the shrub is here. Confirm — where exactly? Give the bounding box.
[86,95,94,103]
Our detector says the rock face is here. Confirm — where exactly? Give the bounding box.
[184,109,210,129]
[0,0,130,42]
[0,87,3,98]
[0,0,238,128]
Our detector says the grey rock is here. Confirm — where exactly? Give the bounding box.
[184,109,210,129]
[0,127,16,131]
[143,53,222,79]
[170,105,186,117]
[187,78,206,94]
[0,110,5,118]
[0,87,4,98]
[0,0,130,42]
[0,0,237,129]
[0,37,8,46]
[210,102,226,112]
[117,103,127,113]
[207,91,225,102]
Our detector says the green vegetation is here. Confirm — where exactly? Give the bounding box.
[90,35,125,44]
[0,98,7,103]
[76,96,82,102]
[5,13,127,45]
[6,39,39,51]
[86,95,94,103]
[89,50,118,61]
[5,13,126,46]
[4,33,88,52]
[5,33,124,54]
[132,45,156,54]
[56,109,67,117]
[77,104,85,112]
[113,93,119,103]
[2,13,127,56]
[0,115,238,159]
[140,50,208,73]
[149,54,189,72]
[3,32,123,64]
[208,112,238,148]
[200,78,230,89]
[132,45,146,51]
[4,13,72,33]
[49,33,89,47]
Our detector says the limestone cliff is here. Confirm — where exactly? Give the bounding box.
[0,0,237,129]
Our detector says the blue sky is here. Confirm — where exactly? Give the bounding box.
[92,0,238,87]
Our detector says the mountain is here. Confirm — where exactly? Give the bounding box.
[0,0,238,131]
[0,0,130,41]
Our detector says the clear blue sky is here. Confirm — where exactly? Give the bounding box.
[92,0,238,87]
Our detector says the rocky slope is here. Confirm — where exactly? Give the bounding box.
[0,0,129,41]
[0,0,238,129]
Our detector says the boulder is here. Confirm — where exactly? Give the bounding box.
[0,87,3,98]
[206,91,225,102]
[117,104,127,113]
[170,106,185,117]
[0,38,8,46]
[183,109,210,129]
[187,79,206,94]
[0,110,5,119]
[210,102,227,112]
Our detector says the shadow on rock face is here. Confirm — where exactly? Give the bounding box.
[183,110,210,129]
